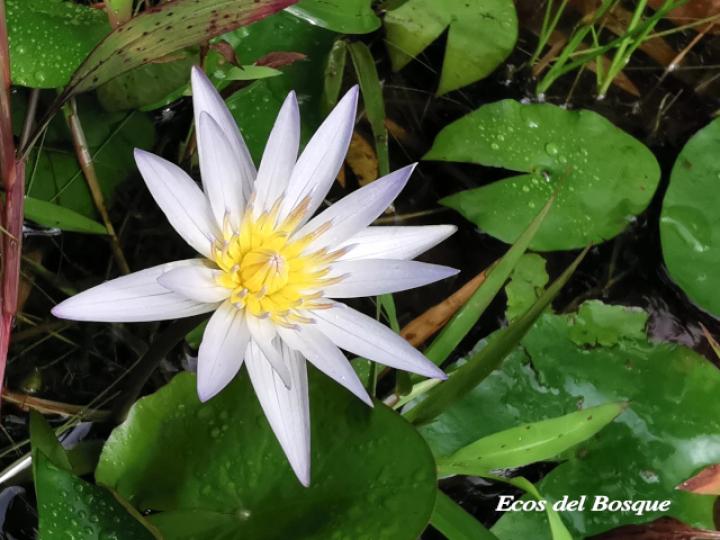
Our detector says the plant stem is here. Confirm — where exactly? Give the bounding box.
[62,98,130,274]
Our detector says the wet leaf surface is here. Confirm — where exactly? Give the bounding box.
[660,117,720,317]
[96,371,437,540]
[430,100,661,250]
[420,302,720,538]
[287,0,380,34]
[384,0,518,95]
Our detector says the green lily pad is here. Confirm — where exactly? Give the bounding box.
[660,117,720,317]
[6,0,110,88]
[384,0,518,95]
[95,371,437,540]
[288,0,380,34]
[419,302,720,538]
[429,100,660,251]
[26,98,155,218]
[224,12,336,162]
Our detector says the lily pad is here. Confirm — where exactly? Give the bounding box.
[6,0,110,88]
[288,0,380,34]
[429,100,660,251]
[660,117,720,316]
[224,12,336,162]
[420,302,720,538]
[95,370,437,540]
[384,0,518,95]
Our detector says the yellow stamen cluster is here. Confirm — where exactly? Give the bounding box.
[212,197,344,325]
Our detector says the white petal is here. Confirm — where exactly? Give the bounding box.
[197,301,249,402]
[277,324,371,406]
[296,164,415,252]
[280,86,358,222]
[323,259,459,298]
[254,92,300,214]
[245,341,310,486]
[246,315,291,388]
[191,66,255,200]
[338,225,457,261]
[134,149,219,258]
[197,112,248,229]
[157,260,229,303]
[51,260,218,322]
[313,302,446,380]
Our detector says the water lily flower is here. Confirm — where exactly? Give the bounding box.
[52,67,457,486]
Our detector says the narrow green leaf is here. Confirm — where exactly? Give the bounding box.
[424,194,556,366]
[288,0,380,34]
[24,196,107,234]
[29,411,71,473]
[322,39,347,114]
[406,246,589,426]
[347,41,389,176]
[438,402,625,476]
[431,490,499,540]
[491,476,572,540]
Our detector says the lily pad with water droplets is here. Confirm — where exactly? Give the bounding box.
[428,100,660,251]
[287,0,380,34]
[660,117,720,317]
[95,370,437,540]
[419,302,720,538]
[384,0,517,95]
[6,0,110,88]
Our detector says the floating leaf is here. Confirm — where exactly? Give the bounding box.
[420,302,720,538]
[505,253,548,321]
[288,0,380,34]
[438,402,624,476]
[96,371,437,539]
[660,117,720,317]
[24,197,107,234]
[568,300,647,346]
[430,100,660,251]
[384,0,518,95]
[6,0,110,88]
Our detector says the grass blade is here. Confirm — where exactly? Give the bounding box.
[430,490,499,540]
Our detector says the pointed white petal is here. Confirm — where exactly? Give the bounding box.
[313,302,446,380]
[191,66,255,200]
[280,86,358,222]
[246,315,291,388]
[245,341,310,486]
[197,301,249,402]
[296,164,415,252]
[197,112,248,229]
[51,260,218,322]
[254,92,300,214]
[157,260,229,303]
[323,259,459,298]
[278,324,371,406]
[134,149,219,258]
[338,225,457,261]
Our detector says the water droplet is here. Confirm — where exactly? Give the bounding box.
[544,142,559,156]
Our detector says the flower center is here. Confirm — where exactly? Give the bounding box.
[212,198,344,323]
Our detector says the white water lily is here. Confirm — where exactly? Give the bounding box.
[52,67,457,486]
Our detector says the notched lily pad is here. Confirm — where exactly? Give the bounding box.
[430,100,660,251]
[96,371,437,540]
[660,117,720,317]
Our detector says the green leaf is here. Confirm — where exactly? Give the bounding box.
[95,371,437,539]
[660,117,720,317]
[34,452,157,540]
[62,0,296,97]
[288,0,380,34]
[424,195,555,367]
[224,12,336,162]
[430,100,660,251]
[505,253,548,321]
[29,411,71,473]
[97,54,197,111]
[406,247,587,426]
[24,196,107,234]
[438,402,624,476]
[431,490,499,540]
[26,98,155,218]
[568,300,647,346]
[6,0,110,88]
[420,302,720,538]
[384,0,518,95]
[322,39,348,114]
